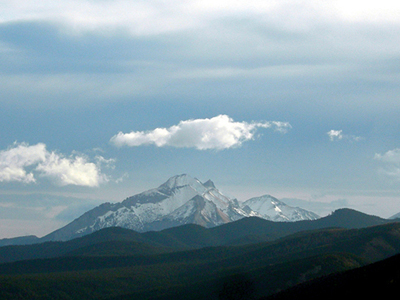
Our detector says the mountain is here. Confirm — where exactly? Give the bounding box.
[242,195,320,221]
[389,212,400,219]
[0,235,40,247]
[41,174,319,242]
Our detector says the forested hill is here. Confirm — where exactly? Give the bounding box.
[0,210,399,299]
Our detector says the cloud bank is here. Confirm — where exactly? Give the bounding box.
[2,0,400,36]
[110,115,291,150]
[0,143,110,187]
[1,0,400,111]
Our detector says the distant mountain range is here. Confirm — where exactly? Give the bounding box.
[36,174,319,242]
[2,174,400,248]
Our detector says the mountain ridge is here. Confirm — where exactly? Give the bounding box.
[0,208,398,264]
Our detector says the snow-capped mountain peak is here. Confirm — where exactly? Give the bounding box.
[42,175,320,241]
[242,195,320,222]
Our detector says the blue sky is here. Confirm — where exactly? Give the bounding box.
[1,1,400,238]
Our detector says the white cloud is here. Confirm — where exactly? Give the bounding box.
[0,143,46,183]
[36,153,105,187]
[0,143,109,187]
[327,129,362,142]
[375,148,400,180]
[327,130,343,141]
[110,115,291,150]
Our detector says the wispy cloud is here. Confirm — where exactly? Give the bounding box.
[0,142,111,187]
[375,148,400,180]
[110,115,291,150]
[327,129,362,142]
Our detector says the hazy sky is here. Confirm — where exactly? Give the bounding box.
[1,1,400,238]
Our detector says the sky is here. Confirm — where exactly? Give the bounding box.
[1,0,400,239]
